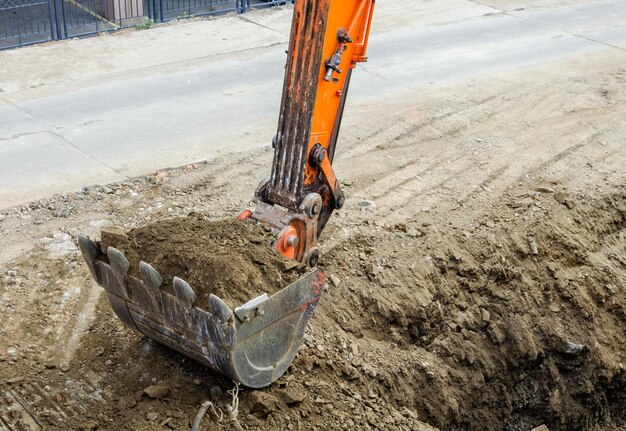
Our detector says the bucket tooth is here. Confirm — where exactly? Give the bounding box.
[209,294,233,324]
[173,277,197,308]
[107,247,130,276]
[139,261,163,292]
[77,234,101,282]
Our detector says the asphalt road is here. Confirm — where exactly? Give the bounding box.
[1,0,625,208]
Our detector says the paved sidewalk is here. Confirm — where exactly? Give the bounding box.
[1,0,625,208]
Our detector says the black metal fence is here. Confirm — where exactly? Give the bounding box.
[0,0,292,49]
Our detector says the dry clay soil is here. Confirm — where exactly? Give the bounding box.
[1,49,626,431]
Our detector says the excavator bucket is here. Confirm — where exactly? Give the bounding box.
[77,234,325,388]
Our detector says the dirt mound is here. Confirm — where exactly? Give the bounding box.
[104,216,305,308]
[312,187,626,430]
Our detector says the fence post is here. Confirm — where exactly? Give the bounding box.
[47,0,56,40]
[52,0,63,39]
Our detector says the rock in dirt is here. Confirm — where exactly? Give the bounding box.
[554,192,566,204]
[531,426,550,431]
[329,274,341,287]
[535,186,555,194]
[248,392,279,418]
[342,364,362,380]
[279,388,306,405]
[509,197,534,208]
[365,263,380,277]
[59,362,70,372]
[144,384,170,399]
[528,238,539,255]
[79,420,98,431]
[358,200,377,211]
[146,412,159,421]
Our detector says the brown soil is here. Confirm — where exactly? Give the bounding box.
[1,50,626,431]
[104,217,305,308]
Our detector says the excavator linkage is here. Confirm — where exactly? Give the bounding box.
[78,0,374,388]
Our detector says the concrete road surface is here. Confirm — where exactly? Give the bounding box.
[1,0,625,208]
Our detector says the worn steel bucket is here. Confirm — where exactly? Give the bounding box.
[78,234,324,388]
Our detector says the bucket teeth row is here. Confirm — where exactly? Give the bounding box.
[77,234,233,349]
[77,233,324,388]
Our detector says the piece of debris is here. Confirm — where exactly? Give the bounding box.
[279,260,300,272]
[535,186,555,193]
[60,362,70,372]
[365,263,379,276]
[151,171,169,184]
[528,238,539,255]
[358,200,377,211]
[554,192,566,204]
[248,392,279,418]
[329,274,341,287]
[280,388,306,405]
[144,384,170,399]
[509,197,534,208]
[342,364,362,380]
[146,412,159,421]
[531,425,550,431]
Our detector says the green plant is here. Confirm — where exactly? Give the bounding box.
[136,18,155,30]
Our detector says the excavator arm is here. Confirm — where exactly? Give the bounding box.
[241,0,375,267]
[78,0,376,389]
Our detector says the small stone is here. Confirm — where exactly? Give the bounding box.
[279,260,300,272]
[329,274,341,287]
[554,192,566,204]
[210,386,223,400]
[144,385,170,399]
[528,238,539,255]
[146,412,158,421]
[89,219,113,228]
[365,263,379,276]
[0,214,5,222]
[79,420,98,431]
[481,308,491,323]
[105,359,113,366]
[564,198,576,209]
[564,342,586,355]
[535,186,555,194]
[151,171,169,184]
[350,343,359,356]
[342,364,362,380]
[60,362,70,372]
[367,387,378,399]
[401,407,418,419]
[280,388,306,405]
[358,200,377,211]
[193,378,201,385]
[531,426,549,431]
[248,392,279,418]
[407,228,423,238]
[510,198,534,208]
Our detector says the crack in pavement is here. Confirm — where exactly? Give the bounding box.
[469,0,626,52]
[0,98,128,179]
